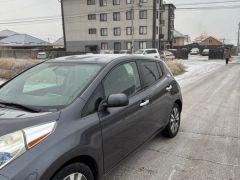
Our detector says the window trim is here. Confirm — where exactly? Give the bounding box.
[139,26,147,35]
[100,13,107,21]
[113,0,120,5]
[113,12,121,21]
[139,10,148,19]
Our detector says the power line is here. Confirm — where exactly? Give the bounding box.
[1,5,240,25]
[177,5,240,10]
[175,0,240,6]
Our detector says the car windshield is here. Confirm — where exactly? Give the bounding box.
[135,50,144,54]
[0,62,103,111]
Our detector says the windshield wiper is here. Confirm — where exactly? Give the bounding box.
[0,101,41,113]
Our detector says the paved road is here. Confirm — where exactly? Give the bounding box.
[105,59,240,180]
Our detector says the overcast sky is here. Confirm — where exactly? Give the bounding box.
[0,0,239,45]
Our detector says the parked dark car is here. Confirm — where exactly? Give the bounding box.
[0,55,182,180]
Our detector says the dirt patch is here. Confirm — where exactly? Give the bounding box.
[165,60,186,76]
[0,58,39,79]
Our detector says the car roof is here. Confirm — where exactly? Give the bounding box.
[48,54,129,64]
[47,54,159,64]
[140,48,158,51]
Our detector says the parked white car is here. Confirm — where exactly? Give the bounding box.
[190,48,200,55]
[160,51,175,60]
[37,52,47,59]
[135,48,160,59]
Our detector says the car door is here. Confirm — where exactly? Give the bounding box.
[138,60,173,129]
[99,61,155,172]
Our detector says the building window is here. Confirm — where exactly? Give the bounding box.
[100,13,107,21]
[126,27,133,35]
[113,12,121,21]
[139,26,147,35]
[126,0,133,4]
[139,41,147,49]
[87,0,95,5]
[160,20,165,25]
[88,28,97,34]
[126,10,134,20]
[100,0,107,6]
[139,10,147,19]
[113,0,120,5]
[140,0,147,3]
[126,42,132,50]
[101,28,108,36]
[114,27,121,36]
[101,43,108,50]
[88,14,96,20]
[114,42,121,50]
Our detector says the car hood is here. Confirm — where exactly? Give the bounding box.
[0,108,61,137]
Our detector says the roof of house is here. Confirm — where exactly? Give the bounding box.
[202,36,223,44]
[0,29,18,38]
[174,30,185,38]
[53,37,64,46]
[0,34,51,47]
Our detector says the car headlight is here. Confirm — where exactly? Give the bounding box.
[0,122,56,169]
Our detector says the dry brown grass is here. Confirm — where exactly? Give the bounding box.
[165,60,186,76]
[0,58,38,79]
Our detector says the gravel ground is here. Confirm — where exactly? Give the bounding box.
[105,57,240,180]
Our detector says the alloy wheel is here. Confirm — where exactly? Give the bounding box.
[63,173,88,180]
[170,107,180,134]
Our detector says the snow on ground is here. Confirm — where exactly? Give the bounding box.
[175,56,225,88]
[0,79,5,85]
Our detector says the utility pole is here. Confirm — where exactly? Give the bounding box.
[237,22,240,55]
[152,0,157,48]
[131,3,135,54]
[60,0,67,51]
[159,0,164,51]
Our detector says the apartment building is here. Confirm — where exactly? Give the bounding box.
[61,0,175,52]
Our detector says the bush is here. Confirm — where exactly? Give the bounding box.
[0,58,38,79]
[165,60,186,76]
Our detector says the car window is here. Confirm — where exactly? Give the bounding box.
[0,63,102,111]
[146,50,157,54]
[103,62,141,97]
[140,61,160,87]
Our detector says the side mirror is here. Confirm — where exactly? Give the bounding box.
[107,93,129,107]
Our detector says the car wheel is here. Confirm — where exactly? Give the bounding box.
[52,163,94,180]
[163,104,181,138]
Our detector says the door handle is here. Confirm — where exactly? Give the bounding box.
[166,85,173,92]
[140,100,150,107]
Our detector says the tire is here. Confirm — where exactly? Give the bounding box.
[51,163,94,180]
[163,104,181,138]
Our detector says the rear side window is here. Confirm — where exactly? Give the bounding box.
[103,62,141,97]
[140,61,160,87]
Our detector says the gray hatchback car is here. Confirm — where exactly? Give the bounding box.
[0,55,182,180]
